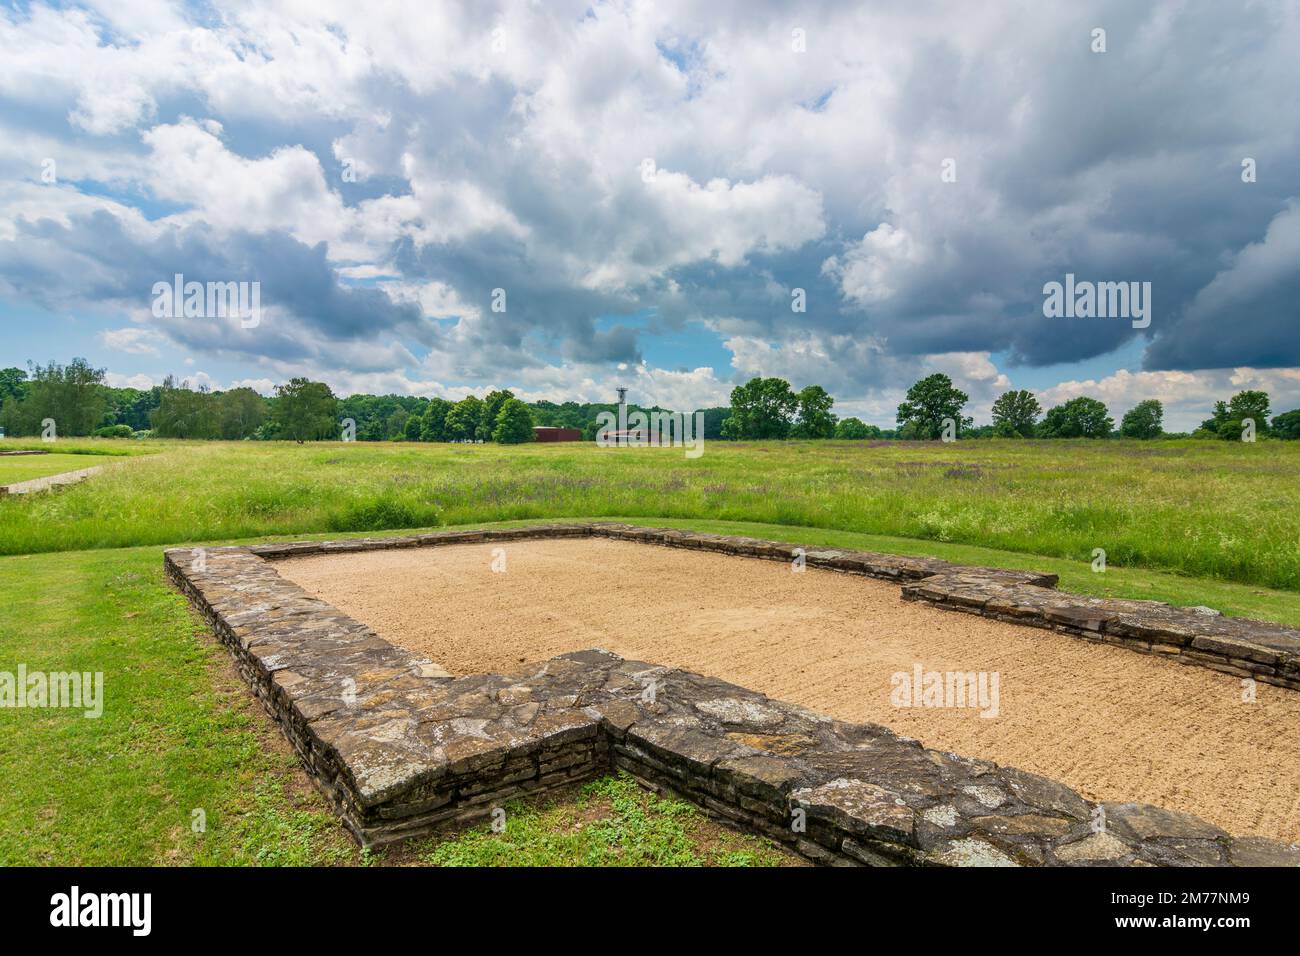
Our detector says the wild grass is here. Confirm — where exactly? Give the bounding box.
[2,437,1297,592]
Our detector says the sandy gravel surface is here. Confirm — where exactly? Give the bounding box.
[279,539,1300,843]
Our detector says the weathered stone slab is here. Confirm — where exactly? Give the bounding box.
[902,566,1299,689]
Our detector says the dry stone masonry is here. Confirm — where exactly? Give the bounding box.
[166,521,1300,866]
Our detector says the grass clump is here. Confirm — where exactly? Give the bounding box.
[421,772,793,867]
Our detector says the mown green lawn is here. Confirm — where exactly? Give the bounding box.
[0,453,109,484]
[3,437,1296,592]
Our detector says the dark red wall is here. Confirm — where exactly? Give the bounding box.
[533,427,583,442]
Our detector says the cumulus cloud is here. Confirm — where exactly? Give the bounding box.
[104,371,156,390]
[0,0,1295,422]
[142,119,351,247]
[100,325,161,356]
[1035,367,1300,432]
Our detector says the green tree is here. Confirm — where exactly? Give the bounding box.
[444,396,484,441]
[990,389,1041,438]
[1039,396,1113,438]
[896,373,971,440]
[790,385,837,439]
[216,387,268,439]
[721,377,798,440]
[272,378,338,442]
[420,397,454,441]
[491,398,536,443]
[478,389,516,442]
[1120,399,1164,439]
[0,367,28,413]
[1200,390,1271,440]
[833,417,880,440]
[8,358,108,436]
[151,377,219,438]
[385,408,409,440]
[120,386,162,431]
[1271,408,1300,440]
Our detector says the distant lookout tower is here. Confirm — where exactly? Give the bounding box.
[615,386,630,446]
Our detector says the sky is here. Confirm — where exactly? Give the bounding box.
[1,0,1298,431]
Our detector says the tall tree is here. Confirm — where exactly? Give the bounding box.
[478,389,516,442]
[14,358,108,436]
[990,389,1041,438]
[0,367,27,412]
[1271,408,1300,440]
[216,387,268,439]
[1120,399,1164,439]
[721,377,798,439]
[272,378,338,442]
[151,377,220,438]
[791,385,837,439]
[491,398,536,444]
[896,373,971,440]
[420,397,454,441]
[385,408,409,440]
[444,395,485,441]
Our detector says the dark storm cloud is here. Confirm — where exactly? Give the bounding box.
[847,0,1300,370]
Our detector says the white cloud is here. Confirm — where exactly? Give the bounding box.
[229,377,276,395]
[142,119,350,247]
[1035,367,1300,432]
[380,280,482,321]
[100,325,161,356]
[578,170,825,291]
[823,223,923,307]
[400,154,530,247]
[104,371,156,390]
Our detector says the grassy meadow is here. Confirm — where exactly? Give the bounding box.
[2,435,1298,865]
[2,436,1297,591]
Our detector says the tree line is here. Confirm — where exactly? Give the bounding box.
[0,363,533,444]
[718,373,1300,441]
[2,360,1298,443]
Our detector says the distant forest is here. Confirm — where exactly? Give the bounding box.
[2,360,1298,444]
[0,359,730,443]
